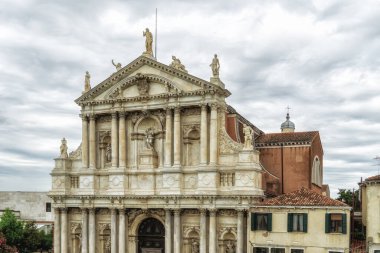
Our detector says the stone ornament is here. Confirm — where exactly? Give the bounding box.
[191,239,199,253]
[170,56,188,73]
[143,28,153,56]
[210,54,220,77]
[145,127,155,150]
[135,73,150,96]
[60,138,68,158]
[243,124,254,150]
[112,59,122,71]
[84,71,91,93]
[225,241,235,253]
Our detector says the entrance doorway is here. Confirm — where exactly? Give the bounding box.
[138,218,165,253]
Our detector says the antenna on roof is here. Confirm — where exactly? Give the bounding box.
[286,105,291,114]
[374,156,380,175]
[155,8,158,59]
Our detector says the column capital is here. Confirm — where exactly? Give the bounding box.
[199,208,207,215]
[80,114,88,121]
[89,208,96,215]
[200,103,208,110]
[54,207,61,214]
[209,209,218,216]
[81,207,88,214]
[89,113,96,121]
[209,103,219,110]
[119,111,126,118]
[174,106,182,114]
[110,208,117,215]
[60,207,68,214]
[111,111,118,118]
[173,209,181,216]
[118,208,126,214]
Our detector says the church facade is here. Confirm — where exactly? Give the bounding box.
[49,46,264,253]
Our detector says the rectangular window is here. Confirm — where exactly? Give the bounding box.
[325,213,347,234]
[71,176,79,188]
[45,202,51,212]
[253,247,269,253]
[270,248,285,253]
[291,249,304,253]
[251,213,272,231]
[288,213,308,232]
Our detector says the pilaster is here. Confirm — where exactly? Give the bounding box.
[82,115,89,168]
[111,112,118,168]
[89,114,96,169]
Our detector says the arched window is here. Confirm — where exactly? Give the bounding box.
[311,156,322,186]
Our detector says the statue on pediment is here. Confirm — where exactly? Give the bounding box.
[170,56,188,73]
[84,71,91,93]
[143,28,153,56]
[111,59,122,71]
[210,54,220,77]
[243,124,254,150]
[60,138,68,158]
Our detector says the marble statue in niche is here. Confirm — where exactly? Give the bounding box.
[145,127,155,151]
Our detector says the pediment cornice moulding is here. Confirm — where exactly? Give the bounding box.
[76,56,231,106]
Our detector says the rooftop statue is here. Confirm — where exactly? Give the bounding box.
[210,54,220,77]
[143,28,153,56]
[243,124,254,150]
[111,59,122,71]
[84,71,91,93]
[60,138,68,158]
[170,56,188,73]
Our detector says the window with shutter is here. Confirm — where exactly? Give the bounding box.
[288,213,307,232]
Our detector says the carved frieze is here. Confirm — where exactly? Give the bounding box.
[71,222,82,233]
[182,209,199,215]
[69,143,82,159]
[182,107,201,116]
[218,210,237,217]
[183,124,200,136]
[136,73,150,96]
[128,209,165,224]
[97,115,112,123]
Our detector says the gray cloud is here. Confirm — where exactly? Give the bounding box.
[0,0,379,198]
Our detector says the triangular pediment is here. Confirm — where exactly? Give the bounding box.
[75,55,230,105]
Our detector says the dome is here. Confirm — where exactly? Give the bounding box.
[281,113,295,132]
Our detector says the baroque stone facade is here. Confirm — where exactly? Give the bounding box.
[49,53,263,253]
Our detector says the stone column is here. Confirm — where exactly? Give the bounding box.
[111,112,118,168]
[209,210,217,253]
[82,115,89,168]
[165,209,172,253]
[119,113,126,168]
[118,209,125,253]
[164,108,172,167]
[209,104,218,165]
[89,114,96,169]
[81,209,88,253]
[173,107,181,166]
[89,209,96,253]
[111,208,117,253]
[61,208,68,253]
[237,210,244,253]
[173,209,181,253]
[200,105,208,165]
[54,208,61,253]
[200,209,207,253]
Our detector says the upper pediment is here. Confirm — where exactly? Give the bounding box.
[75,55,230,105]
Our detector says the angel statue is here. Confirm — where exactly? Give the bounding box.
[226,241,235,253]
[111,59,122,71]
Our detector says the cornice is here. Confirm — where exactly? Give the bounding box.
[76,55,230,105]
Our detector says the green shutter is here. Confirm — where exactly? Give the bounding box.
[303,213,308,233]
[325,213,331,233]
[252,213,258,230]
[287,213,293,232]
[342,213,347,234]
[267,213,272,232]
[251,213,256,231]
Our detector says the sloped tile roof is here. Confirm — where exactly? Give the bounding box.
[365,175,380,181]
[255,131,319,147]
[257,187,348,207]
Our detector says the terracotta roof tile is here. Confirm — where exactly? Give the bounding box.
[257,187,348,207]
[255,131,319,146]
[365,175,380,181]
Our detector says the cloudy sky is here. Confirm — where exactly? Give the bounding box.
[0,0,379,197]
